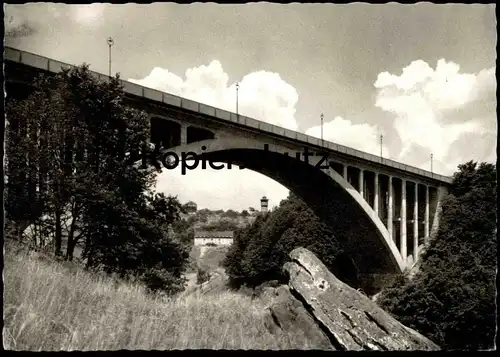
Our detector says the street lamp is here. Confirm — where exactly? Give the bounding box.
[107,37,114,78]
[320,113,324,147]
[380,134,383,162]
[236,82,239,115]
[430,153,433,176]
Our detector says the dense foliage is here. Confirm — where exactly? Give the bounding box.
[5,66,189,294]
[223,193,358,288]
[378,161,497,350]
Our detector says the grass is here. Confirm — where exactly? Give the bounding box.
[197,246,229,272]
[3,242,317,350]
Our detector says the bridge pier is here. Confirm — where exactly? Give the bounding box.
[387,176,393,243]
[425,185,430,242]
[374,172,379,218]
[359,169,364,199]
[430,186,448,239]
[400,179,407,263]
[413,183,419,262]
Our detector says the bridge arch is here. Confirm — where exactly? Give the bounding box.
[159,137,405,289]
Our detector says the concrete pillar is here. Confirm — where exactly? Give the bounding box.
[180,124,188,145]
[430,186,448,239]
[424,185,430,241]
[374,172,379,216]
[413,183,419,263]
[388,176,393,242]
[343,165,348,180]
[359,169,364,199]
[400,179,407,263]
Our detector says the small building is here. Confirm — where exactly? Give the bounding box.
[194,230,234,246]
[261,196,269,213]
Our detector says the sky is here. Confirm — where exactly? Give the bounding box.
[5,3,497,211]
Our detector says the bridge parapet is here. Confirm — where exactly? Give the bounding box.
[4,46,452,186]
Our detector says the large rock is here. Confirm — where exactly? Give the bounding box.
[262,285,335,350]
[261,247,440,351]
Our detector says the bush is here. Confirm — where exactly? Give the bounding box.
[378,161,496,350]
[223,193,350,289]
[197,268,211,285]
[139,267,187,296]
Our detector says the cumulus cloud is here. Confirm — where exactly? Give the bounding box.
[129,62,299,210]
[305,116,390,158]
[374,59,496,175]
[130,64,299,130]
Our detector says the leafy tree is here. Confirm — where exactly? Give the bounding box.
[223,193,354,288]
[6,65,189,294]
[199,218,239,232]
[197,268,211,284]
[241,210,250,217]
[222,209,239,219]
[378,161,496,350]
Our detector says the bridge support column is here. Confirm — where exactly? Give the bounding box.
[343,165,348,180]
[180,123,188,145]
[388,176,393,242]
[400,179,407,263]
[424,185,430,242]
[430,186,448,239]
[374,172,379,217]
[413,182,419,263]
[359,169,364,199]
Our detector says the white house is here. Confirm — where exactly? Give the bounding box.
[194,230,234,246]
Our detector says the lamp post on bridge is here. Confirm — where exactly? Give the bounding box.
[236,82,239,116]
[320,113,324,147]
[430,153,433,177]
[380,134,383,162]
[107,37,114,79]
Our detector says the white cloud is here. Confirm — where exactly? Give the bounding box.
[305,116,390,158]
[130,65,299,130]
[129,57,496,210]
[129,62,299,210]
[374,59,496,175]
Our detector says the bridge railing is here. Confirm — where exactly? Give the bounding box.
[4,46,453,184]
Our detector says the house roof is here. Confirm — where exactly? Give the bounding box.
[194,230,234,238]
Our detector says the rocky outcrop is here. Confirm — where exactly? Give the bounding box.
[261,248,440,351]
[262,285,335,350]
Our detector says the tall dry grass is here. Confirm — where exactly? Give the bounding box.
[3,244,315,350]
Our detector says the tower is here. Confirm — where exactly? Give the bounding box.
[260,196,269,213]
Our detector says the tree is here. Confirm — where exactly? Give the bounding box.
[223,193,353,288]
[6,65,190,295]
[222,209,239,219]
[378,161,496,350]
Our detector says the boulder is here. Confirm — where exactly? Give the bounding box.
[275,247,440,351]
[262,285,335,350]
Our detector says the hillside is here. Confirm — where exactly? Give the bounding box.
[3,240,318,350]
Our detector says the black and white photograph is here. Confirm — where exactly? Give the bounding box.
[3,2,497,351]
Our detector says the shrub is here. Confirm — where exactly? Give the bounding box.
[197,268,211,285]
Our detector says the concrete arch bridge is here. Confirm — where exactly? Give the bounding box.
[4,46,451,292]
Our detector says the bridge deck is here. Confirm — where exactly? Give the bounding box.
[3,46,453,185]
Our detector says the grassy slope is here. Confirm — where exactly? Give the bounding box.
[3,243,316,350]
